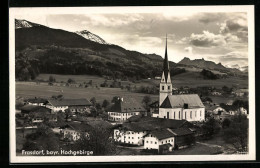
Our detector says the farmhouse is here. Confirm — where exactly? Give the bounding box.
[234,89,248,97]
[59,120,112,141]
[143,127,194,152]
[107,97,146,123]
[25,97,48,106]
[20,104,51,116]
[144,129,175,150]
[113,115,193,146]
[46,98,92,113]
[153,36,205,122]
[31,112,57,123]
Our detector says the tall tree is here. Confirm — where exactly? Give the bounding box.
[142,95,152,110]
[223,114,248,152]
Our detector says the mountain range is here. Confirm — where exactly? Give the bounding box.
[14,19,246,81]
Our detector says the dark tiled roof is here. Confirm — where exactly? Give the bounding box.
[160,94,204,108]
[86,120,113,129]
[170,128,194,136]
[21,105,51,113]
[107,98,146,113]
[120,116,187,132]
[48,99,92,107]
[150,129,174,140]
[149,101,159,108]
[25,98,48,104]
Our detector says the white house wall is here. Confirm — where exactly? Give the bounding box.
[108,112,141,122]
[159,107,205,121]
[144,134,175,150]
[114,129,146,145]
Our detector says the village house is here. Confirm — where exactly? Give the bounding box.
[107,97,146,123]
[152,37,205,122]
[20,104,51,116]
[206,105,229,121]
[149,101,159,117]
[113,115,193,146]
[226,100,234,106]
[25,97,48,106]
[20,104,56,123]
[59,120,113,141]
[31,112,57,123]
[144,129,175,150]
[45,98,92,113]
[234,89,248,97]
[144,127,194,152]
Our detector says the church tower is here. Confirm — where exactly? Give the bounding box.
[159,35,172,105]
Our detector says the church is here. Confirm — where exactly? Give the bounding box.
[152,36,205,122]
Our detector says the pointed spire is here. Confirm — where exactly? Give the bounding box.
[163,34,170,82]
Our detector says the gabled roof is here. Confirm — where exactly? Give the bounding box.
[160,94,204,108]
[107,98,146,113]
[21,105,51,113]
[149,101,159,108]
[25,97,48,104]
[47,98,92,107]
[150,129,174,140]
[118,116,188,132]
[170,128,194,136]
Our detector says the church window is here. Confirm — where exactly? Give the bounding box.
[179,111,180,119]
[195,111,197,117]
[185,112,186,119]
[174,112,175,119]
[200,111,202,116]
[162,86,164,90]
[168,86,170,90]
[155,142,157,144]
[190,111,192,119]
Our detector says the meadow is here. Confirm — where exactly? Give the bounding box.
[16,81,159,104]
[16,72,248,104]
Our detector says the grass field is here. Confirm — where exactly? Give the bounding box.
[16,81,159,103]
[172,71,248,88]
[16,72,248,105]
[36,72,248,89]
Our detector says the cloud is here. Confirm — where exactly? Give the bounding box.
[184,47,193,54]
[189,31,226,47]
[219,14,248,42]
[207,51,248,67]
[198,13,225,24]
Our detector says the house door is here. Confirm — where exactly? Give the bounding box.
[167,112,169,119]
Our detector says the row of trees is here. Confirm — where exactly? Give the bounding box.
[199,114,248,152]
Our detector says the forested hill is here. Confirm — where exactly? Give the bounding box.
[15,19,182,81]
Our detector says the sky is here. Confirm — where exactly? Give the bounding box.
[15,10,249,68]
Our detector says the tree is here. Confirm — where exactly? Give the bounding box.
[24,123,60,152]
[102,99,110,109]
[90,97,97,106]
[88,80,93,86]
[223,114,248,152]
[49,75,56,82]
[201,118,221,139]
[142,95,152,110]
[111,96,120,103]
[222,118,231,129]
[67,78,75,84]
[71,123,116,155]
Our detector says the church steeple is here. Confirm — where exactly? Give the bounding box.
[159,34,172,105]
[163,34,170,83]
